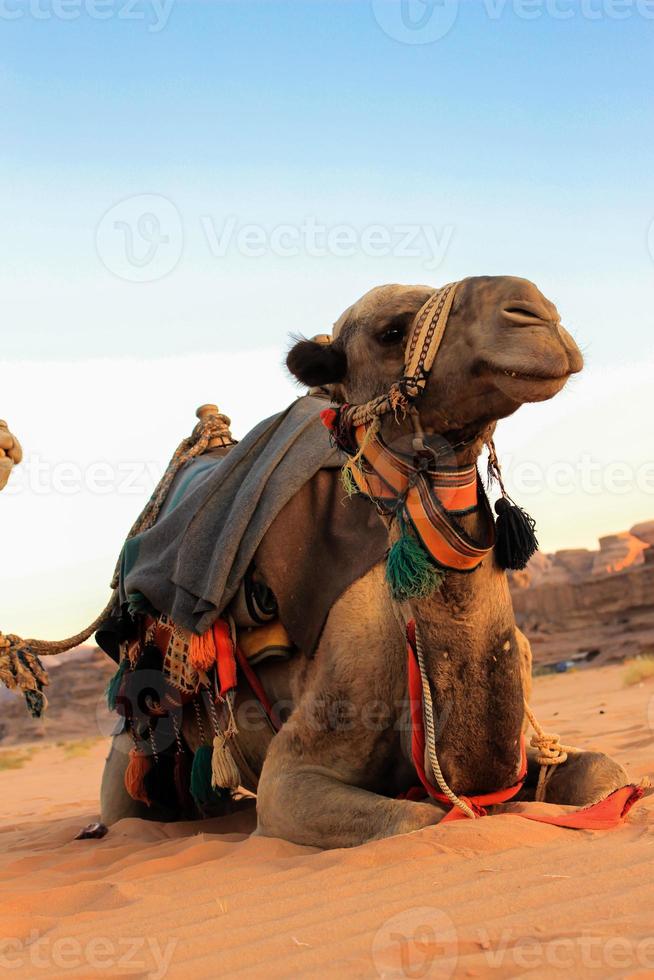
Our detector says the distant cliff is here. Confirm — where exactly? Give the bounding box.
[510,521,654,668]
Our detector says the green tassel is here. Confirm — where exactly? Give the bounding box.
[340,462,358,498]
[105,658,128,711]
[190,745,229,808]
[190,746,213,806]
[386,519,444,602]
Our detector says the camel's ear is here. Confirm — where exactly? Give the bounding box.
[286,338,347,387]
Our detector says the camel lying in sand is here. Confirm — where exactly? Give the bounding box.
[101,276,629,848]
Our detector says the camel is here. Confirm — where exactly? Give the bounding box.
[0,420,22,491]
[100,275,630,848]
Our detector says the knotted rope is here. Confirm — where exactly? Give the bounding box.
[523,701,580,802]
[0,407,235,715]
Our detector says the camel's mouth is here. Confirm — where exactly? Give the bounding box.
[499,368,571,383]
[483,364,574,403]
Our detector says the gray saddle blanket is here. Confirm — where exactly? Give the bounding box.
[118,395,387,652]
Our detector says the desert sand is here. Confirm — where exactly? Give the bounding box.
[0,664,652,979]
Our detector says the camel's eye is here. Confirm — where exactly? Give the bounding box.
[377,319,408,347]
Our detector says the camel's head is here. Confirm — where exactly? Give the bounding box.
[287,276,583,438]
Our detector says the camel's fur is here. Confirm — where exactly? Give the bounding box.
[101,276,629,847]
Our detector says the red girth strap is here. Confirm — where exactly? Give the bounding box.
[405,620,644,828]
[235,644,281,732]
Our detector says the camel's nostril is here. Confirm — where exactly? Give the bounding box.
[505,306,538,318]
[502,305,551,327]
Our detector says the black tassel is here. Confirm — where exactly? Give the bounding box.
[173,747,195,813]
[494,497,538,570]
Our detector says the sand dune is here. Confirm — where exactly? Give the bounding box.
[0,664,652,979]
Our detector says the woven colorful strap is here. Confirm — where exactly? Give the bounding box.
[350,426,494,573]
[404,280,459,385]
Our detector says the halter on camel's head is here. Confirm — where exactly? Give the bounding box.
[288,278,581,601]
[331,280,460,431]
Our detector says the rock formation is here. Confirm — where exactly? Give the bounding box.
[510,521,653,668]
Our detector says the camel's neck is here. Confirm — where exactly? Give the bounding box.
[374,413,524,795]
[408,491,524,797]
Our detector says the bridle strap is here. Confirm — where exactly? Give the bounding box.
[339,280,461,429]
[404,281,459,384]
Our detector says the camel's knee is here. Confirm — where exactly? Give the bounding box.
[255,758,302,840]
[256,755,443,848]
[542,750,629,808]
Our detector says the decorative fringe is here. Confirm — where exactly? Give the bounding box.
[0,636,49,718]
[338,419,382,500]
[494,497,538,570]
[124,746,151,806]
[189,630,216,671]
[105,658,128,711]
[190,745,215,806]
[25,688,47,718]
[211,733,241,790]
[386,516,444,602]
[340,463,358,498]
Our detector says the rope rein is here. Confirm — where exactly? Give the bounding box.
[413,622,476,819]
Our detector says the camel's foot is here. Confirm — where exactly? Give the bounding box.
[100,732,184,825]
[533,750,630,808]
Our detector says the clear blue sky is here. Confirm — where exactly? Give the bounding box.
[2,0,653,364]
[2,1,654,635]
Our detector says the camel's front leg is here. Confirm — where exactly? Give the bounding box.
[256,718,444,849]
[253,564,445,848]
[525,748,630,808]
